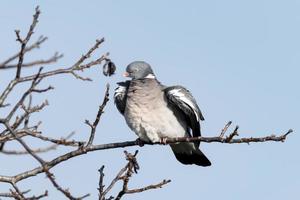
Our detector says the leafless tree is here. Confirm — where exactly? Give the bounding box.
[0,7,293,200]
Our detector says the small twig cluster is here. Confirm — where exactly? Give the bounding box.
[98,151,171,200]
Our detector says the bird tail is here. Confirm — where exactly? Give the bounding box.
[170,143,211,167]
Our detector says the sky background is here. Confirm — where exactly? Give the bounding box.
[0,0,299,199]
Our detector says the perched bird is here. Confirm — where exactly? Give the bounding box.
[114,61,211,166]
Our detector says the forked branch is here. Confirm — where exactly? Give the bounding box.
[98,151,171,200]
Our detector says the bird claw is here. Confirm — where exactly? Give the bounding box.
[160,137,168,145]
[135,138,145,147]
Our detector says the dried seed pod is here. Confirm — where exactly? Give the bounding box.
[103,59,116,76]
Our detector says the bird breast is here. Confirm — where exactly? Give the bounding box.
[124,80,187,142]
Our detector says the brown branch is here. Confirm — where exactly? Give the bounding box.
[86,84,110,146]
[101,165,127,199]
[98,151,170,200]
[225,125,239,142]
[0,127,293,185]
[1,52,63,69]
[5,67,44,121]
[0,129,83,147]
[0,39,107,107]
[0,69,84,200]
[72,38,105,68]
[44,170,90,200]
[126,179,171,194]
[219,121,232,137]
[98,166,105,200]
[1,144,57,155]
[3,121,46,165]
[3,121,87,199]
[15,6,41,79]
[0,190,30,199]
[26,190,48,200]
[0,6,112,200]
[0,131,82,156]
[1,120,86,199]
[0,35,47,68]
[11,183,27,200]
[0,189,48,200]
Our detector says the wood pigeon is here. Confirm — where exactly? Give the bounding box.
[114,61,211,166]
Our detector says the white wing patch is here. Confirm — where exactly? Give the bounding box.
[168,89,200,121]
[114,85,126,99]
[145,73,156,79]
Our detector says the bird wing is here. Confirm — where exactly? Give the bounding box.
[114,81,130,115]
[164,85,204,147]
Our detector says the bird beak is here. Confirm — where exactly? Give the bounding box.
[123,72,129,77]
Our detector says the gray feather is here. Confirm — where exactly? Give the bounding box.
[164,85,204,147]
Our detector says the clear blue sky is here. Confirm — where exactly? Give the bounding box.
[0,1,299,199]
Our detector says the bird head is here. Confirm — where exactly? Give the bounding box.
[123,61,155,80]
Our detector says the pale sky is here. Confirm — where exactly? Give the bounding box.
[0,1,299,199]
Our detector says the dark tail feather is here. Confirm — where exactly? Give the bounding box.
[172,148,211,167]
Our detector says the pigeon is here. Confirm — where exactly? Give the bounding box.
[114,61,211,166]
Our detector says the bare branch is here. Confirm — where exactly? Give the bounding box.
[0,7,111,199]
[101,165,127,199]
[3,116,87,200]
[0,36,47,68]
[6,67,44,121]
[98,166,105,200]
[0,40,107,107]
[0,190,30,198]
[1,144,57,155]
[1,52,63,70]
[225,125,239,142]
[72,38,105,68]
[86,84,110,146]
[44,170,90,200]
[15,6,41,79]
[99,151,170,200]
[11,183,27,200]
[0,126,293,185]
[26,190,48,200]
[0,189,48,200]
[3,121,46,165]
[126,179,171,194]
[0,131,82,155]
[219,121,232,137]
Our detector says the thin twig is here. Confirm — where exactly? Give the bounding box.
[15,6,41,79]
[0,36,47,68]
[0,41,107,107]
[1,52,63,69]
[219,121,232,137]
[98,151,170,200]
[126,179,171,194]
[225,126,239,142]
[98,166,105,200]
[44,170,90,200]
[86,84,110,146]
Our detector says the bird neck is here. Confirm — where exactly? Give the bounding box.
[144,73,156,79]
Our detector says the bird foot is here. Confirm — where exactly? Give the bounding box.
[160,137,168,145]
[135,138,145,147]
